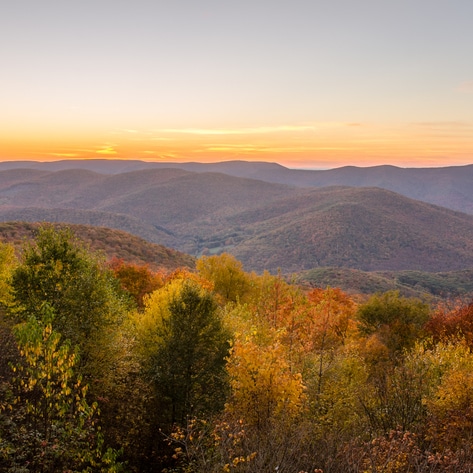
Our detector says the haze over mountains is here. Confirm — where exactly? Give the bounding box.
[1,159,473,215]
[0,160,472,274]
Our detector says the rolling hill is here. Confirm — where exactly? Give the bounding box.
[296,267,473,299]
[0,166,472,274]
[1,159,472,215]
[223,186,473,272]
[0,222,195,271]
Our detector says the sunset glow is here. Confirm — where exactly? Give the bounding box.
[1,1,472,169]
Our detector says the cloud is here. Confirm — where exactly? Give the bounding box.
[412,121,473,130]
[201,144,353,154]
[48,153,80,157]
[205,145,260,153]
[412,121,473,137]
[96,145,118,155]
[157,125,316,136]
[456,81,473,93]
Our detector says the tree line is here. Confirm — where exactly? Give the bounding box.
[1,225,473,472]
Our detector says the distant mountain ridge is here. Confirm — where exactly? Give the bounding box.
[0,164,472,273]
[0,159,472,214]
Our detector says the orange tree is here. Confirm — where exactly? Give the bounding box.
[108,257,164,309]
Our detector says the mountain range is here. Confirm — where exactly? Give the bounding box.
[0,160,472,274]
[1,159,472,215]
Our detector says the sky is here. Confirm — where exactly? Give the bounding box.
[1,0,473,169]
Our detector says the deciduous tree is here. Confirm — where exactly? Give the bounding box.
[9,225,130,381]
[357,291,430,357]
[226,334,306,430]
[0,305,123,472]
[108,257,163,309]
[196,253,251,304]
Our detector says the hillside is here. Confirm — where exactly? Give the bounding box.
[225,186,473,272]
[1,159,472,215]
[297,267,473,299]
[0,222,195,271]
[0,167,472,273]
[0,167,301,251]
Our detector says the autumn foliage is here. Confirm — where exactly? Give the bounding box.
[2,230,473,472]
[109,257,164,308]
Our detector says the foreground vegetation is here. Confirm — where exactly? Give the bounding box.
[1,225,473,472]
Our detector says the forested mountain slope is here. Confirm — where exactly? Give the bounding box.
[0,222,194,270]
[0,167,472,273]
[297,267,473,299]
[225,186,473,272]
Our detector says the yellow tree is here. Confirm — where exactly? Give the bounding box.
[244,271,312,372]
[224,326,309,471]
[415,340,473,452]
[0,242,16,308]
[196,253,251,305]
[347,341,473,473]
[226,334,306,429]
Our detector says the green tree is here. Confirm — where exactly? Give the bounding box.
[0,242,19,408]
[9,225,129,379]
[0,242,16,308]
[357,291,430,357]
[148,280,231,425]
[358,354,430,434]
[0,304,123,472]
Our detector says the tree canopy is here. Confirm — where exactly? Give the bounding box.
[1,226,473,472]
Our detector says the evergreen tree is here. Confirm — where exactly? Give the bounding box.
[150,281,231,425]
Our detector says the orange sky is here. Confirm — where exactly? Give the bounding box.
[2,121,472,169]
[1,1,472,169]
